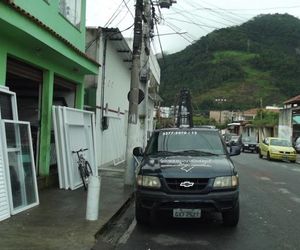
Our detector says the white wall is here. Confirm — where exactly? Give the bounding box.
[99,35,131,168]
[278,108,292,141]
[86,28,131,169]
[86,28,160,170]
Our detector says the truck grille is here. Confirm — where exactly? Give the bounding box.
[165,178,209,192]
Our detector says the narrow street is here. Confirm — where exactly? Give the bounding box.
[94,153,300,250]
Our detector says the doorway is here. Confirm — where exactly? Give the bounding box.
[6,58,43,172]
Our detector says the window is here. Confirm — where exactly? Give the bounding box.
[59,0,82,28]
[0,92,13,119]
[146,130,226,155]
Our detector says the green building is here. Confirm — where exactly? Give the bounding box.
[0,0,99,182]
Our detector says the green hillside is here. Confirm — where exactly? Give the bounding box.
[159,14,300,112]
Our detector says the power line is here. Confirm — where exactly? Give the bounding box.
[104,0,124,27]
[164,18,197,41]
[153,31,188,37]
[85,23,134,51]
[166,17,221,29]
[218,5,300,11]
[105,0,133,27]
[155,20,165,63]
[115,9,130,27]
[170,6,211,33]
[198,0,246,22]
[122,0,134,18]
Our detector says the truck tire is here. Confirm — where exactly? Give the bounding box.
[222,201,239,227]
[135,203,149,225]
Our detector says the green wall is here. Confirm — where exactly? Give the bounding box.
[0,36,87,176]
[0,1,99,177]
[0,49,6,84]
[12,0,86,51]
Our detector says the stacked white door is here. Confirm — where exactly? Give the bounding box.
[0,86,39,221]
[52,106,97,190]
[0,133,10,221]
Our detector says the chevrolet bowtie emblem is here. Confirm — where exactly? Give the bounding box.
[180,181,194,188]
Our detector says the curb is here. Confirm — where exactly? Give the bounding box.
[94,192,135,239]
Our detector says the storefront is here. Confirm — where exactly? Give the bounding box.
[0,1,99,181]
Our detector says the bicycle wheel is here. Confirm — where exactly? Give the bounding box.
[84,161,93,177]
[78,165,88,190]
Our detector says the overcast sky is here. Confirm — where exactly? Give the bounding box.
[86,0,300,54]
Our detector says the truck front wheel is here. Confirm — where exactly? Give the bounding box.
[135,203,149,225]
[222,201,239,227]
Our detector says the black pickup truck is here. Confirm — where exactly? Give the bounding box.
[133,127,240,227]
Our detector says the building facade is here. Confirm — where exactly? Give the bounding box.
[85,27,160,169]
[279,95,300,142]
[0,0,99,179]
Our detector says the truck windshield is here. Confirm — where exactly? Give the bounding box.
[145,130,226,156]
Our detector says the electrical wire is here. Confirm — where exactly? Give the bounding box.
[86,23,134,51]
[104,0,124,27]
[164,20,196,42]
[166,17,220,29]
[115,9,130,27]
[122,0,134,19]
[104,0,133,27]
[153,31,188,37]
[197,0,246,22]
[155,20,166,63]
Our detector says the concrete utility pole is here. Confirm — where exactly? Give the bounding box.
[141,0,152,147]
[125,0,176,185]
[125,0,144,185]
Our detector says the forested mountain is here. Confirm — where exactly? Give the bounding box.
[159,14,300,112]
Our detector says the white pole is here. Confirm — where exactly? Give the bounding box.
[86,175,101,221]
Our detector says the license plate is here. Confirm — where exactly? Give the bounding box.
[173,209,201,218]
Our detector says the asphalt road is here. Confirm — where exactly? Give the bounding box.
[94,153,300,250]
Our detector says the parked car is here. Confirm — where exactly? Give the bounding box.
[133,127,241,227]
[241,136,258,153]
[228,135,243,149]
[222,133,237,146]
[258,137,296,162]
[294,137,300,153]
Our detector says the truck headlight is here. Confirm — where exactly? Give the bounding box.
[213,175,239,188]
[137,175,161,188]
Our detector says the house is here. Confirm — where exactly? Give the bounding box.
[85,27,160,170]
[209,110,232,124]
[225,108,280,142]
[0,1,99,181]
[0,1,99,220]
[279,95,300,142]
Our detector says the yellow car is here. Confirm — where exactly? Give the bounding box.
[258,137,296,163]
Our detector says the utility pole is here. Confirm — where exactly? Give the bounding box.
[125,0,144,185]
[141,0,152,147]
[124,0,176,185]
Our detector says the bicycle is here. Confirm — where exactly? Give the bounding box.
[72,148,93,190]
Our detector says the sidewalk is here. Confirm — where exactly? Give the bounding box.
[0,170,133,250]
